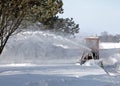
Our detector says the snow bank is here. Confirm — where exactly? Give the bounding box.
[100,42,120,65]
[99,42,120,75]
[82,59,103,67]
[100,42,120,49]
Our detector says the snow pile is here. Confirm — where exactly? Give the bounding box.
[99,42,120,75]
[82,59,103,67]
[100,42,120,65]
[0,31,91,64]
[100,42,120,49]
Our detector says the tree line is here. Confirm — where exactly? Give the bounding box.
[99,31,120,42]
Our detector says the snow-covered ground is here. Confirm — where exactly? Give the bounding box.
[0,31,120,86]
[0,64,120,86]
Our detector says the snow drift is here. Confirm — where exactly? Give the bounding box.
[100,42,120,65]
[99,42,120,75]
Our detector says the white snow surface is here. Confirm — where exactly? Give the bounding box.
[100,42,120,49]
[0,31,120,86]
[0,64,119,86]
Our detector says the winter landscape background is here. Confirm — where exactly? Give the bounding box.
[0,0,120,86]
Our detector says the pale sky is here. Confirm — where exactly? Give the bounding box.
[59,0,120,36]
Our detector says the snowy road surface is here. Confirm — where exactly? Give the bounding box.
[0,64,120,86]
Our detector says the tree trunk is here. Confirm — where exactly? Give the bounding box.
[0,34,10,55]
[0,46,4,55]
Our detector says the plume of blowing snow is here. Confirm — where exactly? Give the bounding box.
[0,31,91,64]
